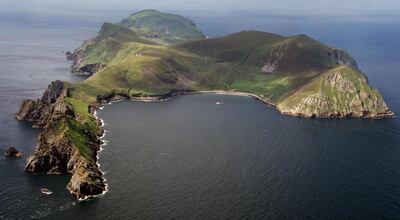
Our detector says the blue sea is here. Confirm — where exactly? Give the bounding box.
[0,10,399,219]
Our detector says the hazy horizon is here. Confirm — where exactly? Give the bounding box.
[1,0,400,16]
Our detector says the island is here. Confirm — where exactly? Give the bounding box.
[16,9,394,200]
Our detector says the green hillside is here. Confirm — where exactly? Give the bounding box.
[119,9,205,44]
[277,66,393,118]
[70,23,375,108]
[19,10,394,200]
[65,10,393,116]
[177,31,357,73]
[65,24,394,188]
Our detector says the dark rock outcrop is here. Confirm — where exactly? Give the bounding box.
[66,51,74,60]
[67,46,105,76]
[42,80,70,103]
[70,49,83,72]
[66,39,105,76]
[78,63,106,75]
[5,147,23,158]
[16,80,70,127]
[327,48,358,69]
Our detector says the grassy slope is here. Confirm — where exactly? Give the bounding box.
[78,23,157,67]
[72,41,295,103]
[61,12,392,158]
[65,98,99,159]
[119,9,204,44]
[71,20,383,106]
[73,27,349,103]
[277,66,390,117]
[176,32,347,71]
[176,31,285,62]
[49,96,100,160]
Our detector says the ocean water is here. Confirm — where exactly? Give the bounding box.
[0,11,399,220]
[0,15,97,219]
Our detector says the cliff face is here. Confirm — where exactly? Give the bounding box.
[277,66,394,118]
[16,80,71,126]
[68,40,106,76]
[328,48,358,69]
[16,81,106,200]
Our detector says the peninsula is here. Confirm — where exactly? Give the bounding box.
[16,10,394,200]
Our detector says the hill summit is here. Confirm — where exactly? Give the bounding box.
[119,9,205,44]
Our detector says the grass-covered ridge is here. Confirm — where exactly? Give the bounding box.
[68,9,392,119]
[277,66,392,117]
[54,91,101,160]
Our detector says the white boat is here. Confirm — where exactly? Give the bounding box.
[216,101,223,105]
[40,188,52,195]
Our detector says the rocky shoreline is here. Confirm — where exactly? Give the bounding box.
[277,109,395,120]
[183,90,394,119]
[16,81,107,200]
[66,48,105,76]
[15,81,394,200]
[14,84,192,200]
[278,108,395,119]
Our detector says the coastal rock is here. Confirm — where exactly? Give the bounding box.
[67,152,106,200]
[25,119,106,198]
[68,45,105,76]
[25,132,71,174]
[4,147,23,158]
[69,38,95,70]
[66,51,74,60]
[78,63,105,75]
[15,99,50,128]
[277,66,395,118]
[42,80,70,103]
[16,80,106,200]
[327,48,358,69]
[70,49,84,72]
[15,80,70,128]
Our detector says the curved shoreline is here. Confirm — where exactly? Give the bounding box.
[46,87,392,201]
[125,90,275,107]
[67,90,396,201]
[186,90,395,119]
[84,90,275,200]
[187,90,276,106]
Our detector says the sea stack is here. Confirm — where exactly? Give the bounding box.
[5,147,23,158]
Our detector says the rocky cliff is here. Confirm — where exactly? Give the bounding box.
[277,66,394,118]
[16,81,106,200]
[67,40,106,76]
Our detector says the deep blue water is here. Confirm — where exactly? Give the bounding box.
[0,11,399,219]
